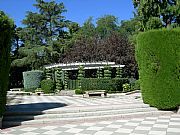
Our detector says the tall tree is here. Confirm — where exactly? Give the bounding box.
[96,15,119,38]
[12,0,69,70]
[34,0,67,43]
[133,0,180,31]
[77,17,96,38]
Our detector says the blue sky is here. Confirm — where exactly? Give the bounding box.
[0,0,134,27]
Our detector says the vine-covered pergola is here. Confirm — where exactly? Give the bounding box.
[44,62,125,90]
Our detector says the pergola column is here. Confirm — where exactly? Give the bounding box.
[78,66,84,89]
[55,68,63,92]
[116,67,122,78]
[64,70,68,90]
[45,68,52,79]
[104,66,111,79]
[97,68,103,78]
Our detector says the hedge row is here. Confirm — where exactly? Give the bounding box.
[81,78,128,92]
[136,29,180,110]
[23,70,44,90]
[0,11,14,116]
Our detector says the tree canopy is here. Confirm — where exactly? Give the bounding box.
[133,0,180,31]
[10,0,139,87]
[11,0,75,69]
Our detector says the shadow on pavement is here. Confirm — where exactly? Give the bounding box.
[3,102,67,129]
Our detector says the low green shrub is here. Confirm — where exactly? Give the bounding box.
[41,79,55,94]
[23,70,44,90]
[75,89,85,95]
[123,83,131,92]
[81,78,128,93]
[130,80,140,90]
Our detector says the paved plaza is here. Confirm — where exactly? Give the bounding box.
[6,93,143,107]
[1,114,180,135]
[1,93,179,135]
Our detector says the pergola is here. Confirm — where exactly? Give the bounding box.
[44,62,125,90]
[44,62,125,70]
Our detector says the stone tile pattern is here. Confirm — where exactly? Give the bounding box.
[1,114,180,135]
[7,93,142,107]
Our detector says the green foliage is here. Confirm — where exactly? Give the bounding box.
[133,0,180,31]
[45,68,52,79]
[136,29,180,110]
[146,17,163,30]
[116,67,122,78]
[64,71,68,89]
[77,17,96,38]
[63,30,136,78]
[75,89,85,95]
[81,78,128,93]
[123,83,131,92]
[97,68,103,78]
[96,15,118,38]
[0,11,14,116]
[104,66,111,79]
[130,80,140,90]
[78,66,84,80]
[11,0,138,90]
[55,69,63,92]
[67,80,79,90]
[11,0,70,69]
[119,19,139,38]
[23,70,44,90]
[78,66,84,88]
[41,79,55,94]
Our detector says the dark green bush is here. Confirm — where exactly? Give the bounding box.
[41,79,55,94]
[136,29,180,110]
[81,78,128,93]
[23,70,44,90]
[130,80,140,90]
[75,89,85,95]
[0,11,14,117]
[67,80,79,90]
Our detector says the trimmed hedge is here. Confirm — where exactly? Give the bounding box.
[75,89,85,95]
[68,80,80,90]
[136,29,180,110]
[41,79,55,94]
[0,11,14,117]
[23,70,44,90]
[81,78,128,92]
[55,69,63,92]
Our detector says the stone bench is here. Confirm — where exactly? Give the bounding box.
[84,90,107,97]
[9,88,22,91]
[35,90,44,96]
[7,91,32,96]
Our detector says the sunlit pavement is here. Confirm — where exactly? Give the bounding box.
[1,114,180,135]
[2,93,180,135]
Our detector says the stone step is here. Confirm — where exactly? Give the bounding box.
[3,111,174,127]
[4,107,157,121]
[4,103,149,116]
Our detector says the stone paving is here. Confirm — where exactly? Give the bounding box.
[1,114,180,135]
[1,93,179,135]
[7,93,143,107]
